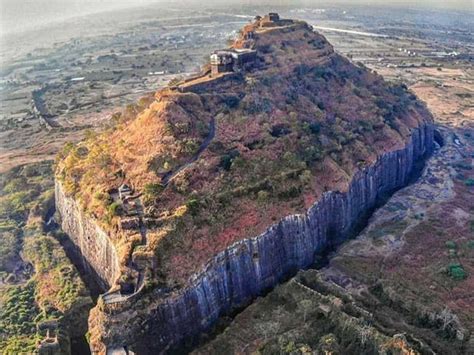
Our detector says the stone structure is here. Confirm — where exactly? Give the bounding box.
[210,48,257,76]
[257,12,293,28]
[37,324,61,355]
[118,184,132,201]
[38,335,60,355]
[267,12,280,22]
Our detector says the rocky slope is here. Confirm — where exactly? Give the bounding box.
[92,124,432,354]
[197,126,474,354]
[54,15,435,353]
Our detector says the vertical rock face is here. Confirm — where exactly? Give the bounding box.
[55,124,433,354]
[90,123,432,354]
[55,182,120,290]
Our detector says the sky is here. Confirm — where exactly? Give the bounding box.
[0,0,471,36]
[195,0,473,10]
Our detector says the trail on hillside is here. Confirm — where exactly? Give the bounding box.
[162,117,216,185]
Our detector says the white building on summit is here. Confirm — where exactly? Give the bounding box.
[210,48,257,75]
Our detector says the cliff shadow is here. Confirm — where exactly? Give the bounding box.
[171,133,437,355]
[56,229,108,300]
[316,138,435,268]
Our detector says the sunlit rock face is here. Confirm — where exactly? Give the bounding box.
[121,124,433,354]
[53,13,436,354]
[55,182,120,290]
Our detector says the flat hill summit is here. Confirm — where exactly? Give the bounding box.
[56,13,432,290]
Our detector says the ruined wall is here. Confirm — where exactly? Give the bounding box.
[96,123,433,354]
[179,72,243,94]
[55,182,120,290]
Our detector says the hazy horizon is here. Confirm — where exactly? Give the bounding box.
[1,0,472,36]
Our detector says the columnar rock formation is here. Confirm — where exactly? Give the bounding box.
[54,14,436,354]
[129,125,433,354]
[56,124,433,353]
[55,182,120,290]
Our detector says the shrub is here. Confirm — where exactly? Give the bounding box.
[284,88,298,104]
[185,199,200,215]
[97,152,112,169]
[447,263,467,281]
[183,139,199,155]
[0,282,40,338]
[220,155,233,171]
[58,142,75,160]
[312,66,334,80]
[222,95,240,108]
[174,205,188,218]
[107,202,123,217]
[196,121,210,138]
[242,96,272,115]
[261,75,279,87]
[278,186,300,199]
[231,156,246,170]
[454,162,472,170]
[302,121,321,135]
[270,124,291,137]
[3,177,28,194]
[219,150,240,171]
[294,63,311,76]
[0,190,37,219]
[464,178,474,187]
[257,190,270,202]
[299,170,312,185]
[144,183,164,197]
[357,120,374,133]
[282,152,299,167]
[300,145,323,163]
[308,122,321,135]
[0,219,18,232]
[445,241,456,249]
[0,230,19,271]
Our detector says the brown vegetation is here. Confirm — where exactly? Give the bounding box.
[56,19,432,287]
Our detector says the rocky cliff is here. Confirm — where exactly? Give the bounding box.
[55,182,120,290]
[54,14,437,354]
[87,123,433,353]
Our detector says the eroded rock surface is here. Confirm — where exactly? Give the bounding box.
[53,15,436,354]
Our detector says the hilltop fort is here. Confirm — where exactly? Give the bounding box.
[55,14,433,354]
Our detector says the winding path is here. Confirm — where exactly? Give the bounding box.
[162,117,216,185]
[103,117,216,304]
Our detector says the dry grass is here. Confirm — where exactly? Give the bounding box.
[56,20,433,286]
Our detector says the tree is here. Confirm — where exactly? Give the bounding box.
[256,321,281,341]
[318,333,340,354]
[439,307,457,331]
[299,299,313,323]
[359,324,372,345]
